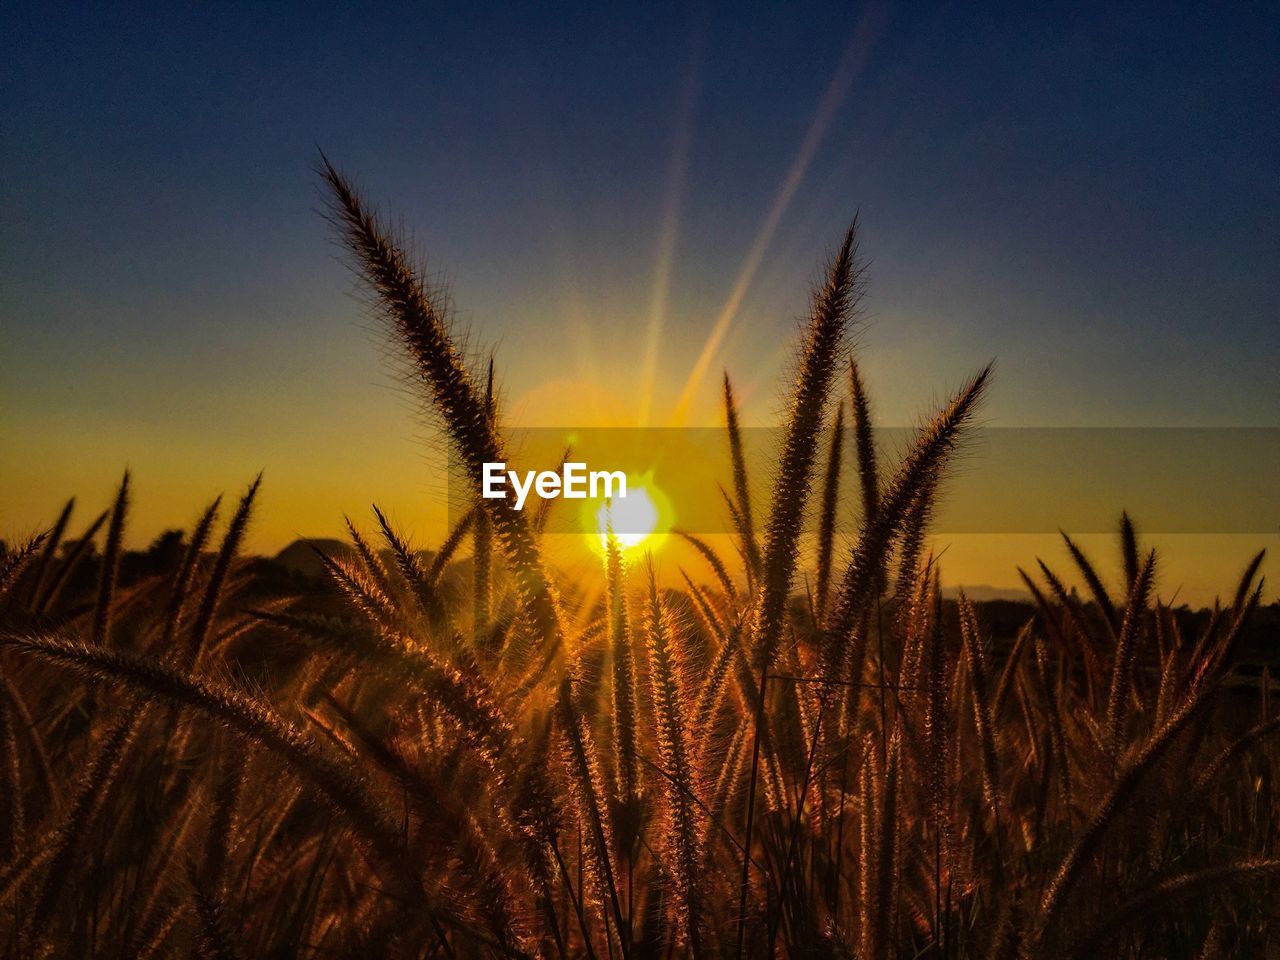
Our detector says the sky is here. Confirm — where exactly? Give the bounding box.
[2,2,1277,601]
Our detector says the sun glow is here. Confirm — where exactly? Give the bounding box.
[587,475,671,554]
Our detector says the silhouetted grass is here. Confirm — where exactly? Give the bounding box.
[0,164,1274,958]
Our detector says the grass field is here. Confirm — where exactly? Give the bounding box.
[0,162,1275,959]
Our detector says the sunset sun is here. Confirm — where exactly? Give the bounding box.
[589,475,670,553]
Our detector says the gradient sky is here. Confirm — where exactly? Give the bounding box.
[2,2,1277,598]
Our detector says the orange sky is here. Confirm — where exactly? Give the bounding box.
[4,363,1274,609]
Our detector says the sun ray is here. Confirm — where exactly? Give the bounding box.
[669,10,880,425]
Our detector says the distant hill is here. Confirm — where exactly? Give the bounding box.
[273,538,353,577]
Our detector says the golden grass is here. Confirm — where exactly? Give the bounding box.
[0,163,1275,957]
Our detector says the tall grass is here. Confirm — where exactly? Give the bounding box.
[0,163,1275,957]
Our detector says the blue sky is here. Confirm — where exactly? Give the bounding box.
[2,1,1277,557]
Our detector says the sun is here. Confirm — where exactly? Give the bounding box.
[596,487,658,550]
[586,474,672,554]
